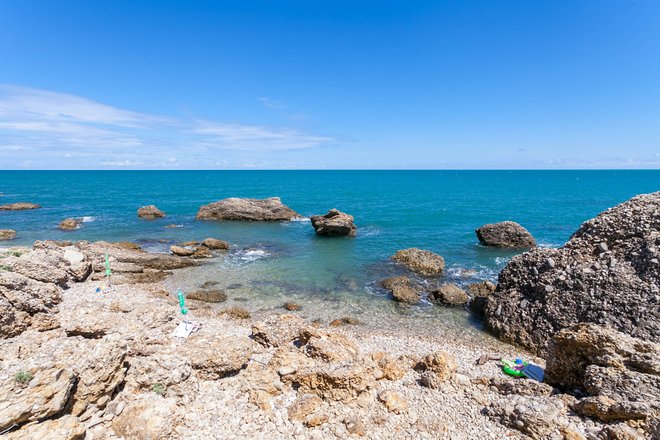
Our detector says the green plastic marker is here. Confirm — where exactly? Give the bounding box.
[104,253,112,277]
[177,289,188,316]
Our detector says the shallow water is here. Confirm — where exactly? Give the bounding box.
[2,170,659,342]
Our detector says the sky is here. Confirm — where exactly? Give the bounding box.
[0,0,659,170]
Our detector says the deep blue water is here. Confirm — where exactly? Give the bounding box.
[1,170,658,335]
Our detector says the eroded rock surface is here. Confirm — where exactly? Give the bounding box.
[137,205,165,219]
[0,202,40,210]
[390,248,445,276]
[0,229,16,240]
[310,209,356,236]
[475,221,536,248]
[196,197,300,221]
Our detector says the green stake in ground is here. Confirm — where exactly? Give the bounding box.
[178,289,188,316]
[104,253,112,278]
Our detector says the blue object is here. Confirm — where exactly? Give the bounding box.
[515,358,523,364]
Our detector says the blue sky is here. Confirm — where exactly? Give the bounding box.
[0,0,659,169]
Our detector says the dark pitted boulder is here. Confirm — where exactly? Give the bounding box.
[310,209,356,237]
[0,229,16,240]
[485,192,660,353]
[196,197,299,221]
[476,221,536,248]
[137,205,165,219]
[467,281,496,316]
[58,218,81,231]
[0,202,40,211]
[390,248,445,276]
[429,283,468,307]
[381,276,421,304]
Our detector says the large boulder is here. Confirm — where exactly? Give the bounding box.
[58,218,81,231]
[310,209,356,236]
[196,197,299,221]
[381,276,421,304]
[428,283,468,306]
[475,221,536,248]
[0,203,40,211]
[137,205,165,219]
[485,192,660,353]
[390,248,445,276]
[0,229,16,240]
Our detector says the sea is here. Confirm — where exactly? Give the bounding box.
[1,170,658,342]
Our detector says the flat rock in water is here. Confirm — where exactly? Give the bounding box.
[187,289,227,303]
[310,209,356,236]
[196,197,300,221]
[0,229,16,240]
[428,283,468,306]
[201,238,230,250]
[381,276,422,304]
[475,221,536,248]
[0,202,40,211]
[390,248,445,276]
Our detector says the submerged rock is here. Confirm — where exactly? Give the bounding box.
[476,221,535,248]
[390,248,445,276]
[0,229,16,240]
[0,202,40,211]
[58,218,81,231]
[380,276,421,304]
[187,289,227,303]
[137,205,165,219]
[170,245,195,257]
[428,283,468,306]
[485,191,660,353]
[196,197,300,221]
[310,209,356,236]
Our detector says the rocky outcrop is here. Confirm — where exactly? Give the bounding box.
[380,276,421,304]
[58,218,81,231]
[475,221,536,248]
[310,209,356,236]
[467,281,496,316]
[485,395,567,440]
[485,192,660,353]
[390,248,445,276]
[428,283,468,306]
[544,324,659,435]
[196,197,299,221]
[414,351,457,389]
[0,229,16,240]
[170,245,195,257]
[201,238,230,250]
[137,205,165,219]
[0,202,40,211]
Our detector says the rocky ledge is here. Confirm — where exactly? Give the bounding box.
[310,209,356,237]
[485,191,660,354]
[0,229,16,240]
[137,205,166,219]
[390,248,445,276]
[475,221,536,248]
[196,197,300,221]
[0,202,41,211]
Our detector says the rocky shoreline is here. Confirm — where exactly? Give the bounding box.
[0,193,658,439]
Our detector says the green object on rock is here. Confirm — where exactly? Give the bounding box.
[501,359,528,378]
[177,289,188,315]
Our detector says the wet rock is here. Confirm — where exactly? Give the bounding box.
[467,281,496,316]
[0,229,16,240]
[475,221,536,248]
[283,301,302,311]
[196,197,300,221]
[310,209,357,237]
[329,316,361,326]
[200,280,219,288]
[201,237,230,250]
[429,283,468,306]
[170,245,194,257]
[378,390,409,414]
[485,395,566,439]
[0,202,40,211]
[381,276,421,304]
[137,205,165,219]
[58,218,81,231]
[485,192,660,353]
[391,248,445,276]
[220,307,251,320]
[5,415,85,440]
[112,395,179,440]
[187,289,227,303]
[188,336,256,380]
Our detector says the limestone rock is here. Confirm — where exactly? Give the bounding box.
[137,205,165,219]
[196,197,300,221]
[287,393,324,423]
[485,192,660,353]
[475,221,536,248]
[0,229,16,240]
[301,328,359,363]
[201,237,230,250]
[371,352,410,381]
[58,218,81,231]
[187,289,227,303]
[170,245,194,257]
[485,395,566,439]
[0,202,40,210]
[310,209,357,236]
[415,351,457,384]
[6,415,85,440]
[188,336,256,380]
[467,281,496,316]
[381,276,421,304]
[112,395,179,440]
[294,363,376,402]
[251,314,308,347]
[378,390,408,414]
[429,283,468,306]
[390,248,445,276]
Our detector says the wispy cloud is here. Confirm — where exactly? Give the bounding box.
[0,84,333,168]
[258,97,287,110]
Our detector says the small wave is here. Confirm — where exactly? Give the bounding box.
[81,216,96,223]
[290,217,310,222]
[445,264,499,282]
[359,226,381,237]
[233,248,270,262]
[165,224,184,229]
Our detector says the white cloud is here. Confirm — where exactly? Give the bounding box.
[258,97,286,110]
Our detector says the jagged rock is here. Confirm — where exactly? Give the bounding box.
[573,396,651,422]
[467,281,496,316]
[300,327,359,363]
[137,205,165,219]
[371,352,411,381]
[310,209,356,236]
[58,218,81,231]
[429,283,468,306]
[381,276,421,304]
[5,415,85,440]
[484,377,554,397]
[0,367,76,431]
[391,248,445,276]
[415,351,457,385]
[251,314,307,347]
[485,395,567,439]
[112,395,179,440]
[476,221,536,248]
[378,390,408,414]
[187,289,227,303]
[196,197,300,221]
[596,423,647,440]
[201,238,230,250]
[170,245,194,257]
[0,229,16,240]
[287,394,324,423]
[293,363,376,402]
[188,336,256,380]
[485,192,660,353]
[0,202,40,210]
[4,252,69,285]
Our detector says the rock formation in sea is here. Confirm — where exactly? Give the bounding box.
[475,221,536,248]
[428,283,468,307]
[310,209,356,236]
[137,205,165,219]
[485,191,660,353]
[170,238,230,258]
[196,197,300,221]
[0,202,41,211]
[58,218,82,231]
[390,248,445,276]
[0,229,16,240]
[380,276,421,304]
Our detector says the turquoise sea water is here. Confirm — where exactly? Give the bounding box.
[1,170,659,339]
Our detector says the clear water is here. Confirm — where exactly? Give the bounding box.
[1,170,658,341]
